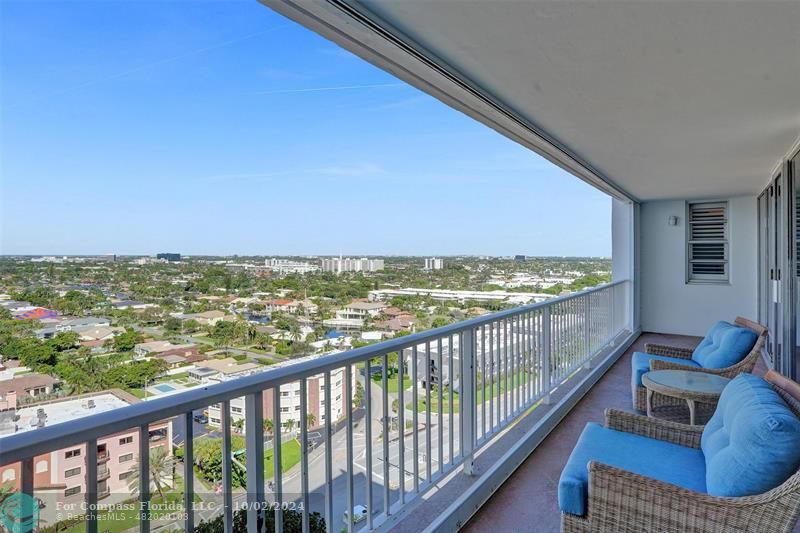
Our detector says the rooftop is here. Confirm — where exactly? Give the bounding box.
[199,357,262,375]
[0,390,135,438]
[135,340,194,353]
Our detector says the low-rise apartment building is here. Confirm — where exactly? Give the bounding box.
[368,287,550,305]
[0,390,172,523]
[205,354,352,432]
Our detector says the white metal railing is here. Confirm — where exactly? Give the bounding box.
[0,280,630,533]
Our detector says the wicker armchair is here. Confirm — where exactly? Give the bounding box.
[632,316,768,416]
[563,371,800,532]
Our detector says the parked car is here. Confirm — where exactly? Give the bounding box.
[343,505,368,525]
[193,411,208,424]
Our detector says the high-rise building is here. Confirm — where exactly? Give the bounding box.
[264,258,318,275]
[156,253,181,262]
[424,257,444,270]
[320,256,384,274]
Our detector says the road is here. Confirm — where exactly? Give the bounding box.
[156,368,531,531]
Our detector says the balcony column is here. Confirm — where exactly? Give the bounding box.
[612,198,639,332]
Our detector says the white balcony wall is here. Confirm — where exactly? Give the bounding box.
[639,195,758,336]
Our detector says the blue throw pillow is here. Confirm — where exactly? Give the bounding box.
[692,321,758,368]
[701,374,800,496]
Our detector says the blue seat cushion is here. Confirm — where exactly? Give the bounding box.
[631,351,700,388]
[701,374,800,496]
[691,321,758,369]
[559,422,706,516]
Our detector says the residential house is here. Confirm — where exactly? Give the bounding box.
[336,301,387,321]
[133,341,200,361]
[0,374,61,407]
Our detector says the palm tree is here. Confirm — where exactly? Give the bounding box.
[285,419,295,434]
[306,412,316,429]
[127,446,175,501]
[264,418,274,435]
[232,419,244,433]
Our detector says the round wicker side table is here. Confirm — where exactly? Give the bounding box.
[642,370,731,425]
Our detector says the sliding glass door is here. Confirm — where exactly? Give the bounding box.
[758,162,796,378]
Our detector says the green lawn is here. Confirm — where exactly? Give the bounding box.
[371,372,412,393]
[410,372,535,414]
[411,391,460,413]
[126,387,146,399]
[264,439,302,477]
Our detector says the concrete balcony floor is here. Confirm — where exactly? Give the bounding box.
[463,332,797,533]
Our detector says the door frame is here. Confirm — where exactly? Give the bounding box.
[788,145,799,379]
[758,163,793,378]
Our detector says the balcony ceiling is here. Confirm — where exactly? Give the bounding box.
[346,1,800,200]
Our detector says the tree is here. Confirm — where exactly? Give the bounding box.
[284,419,295,434]
[164,317,182,333]
[306,412,316,429]
[47,331,80,352]
[7,338,56,370]
[127,446,175,500]
[353,381,364,408]
[183,319,199,334]
[431,316,451,329]
[103,359,168,389]
[114,328,144,352]
[264,418,273,435]
[211,321,236,348]
[194,435,246,488]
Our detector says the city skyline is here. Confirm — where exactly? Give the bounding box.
[1,0,612,257]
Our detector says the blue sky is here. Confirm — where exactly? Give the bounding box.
[0,0,611,257]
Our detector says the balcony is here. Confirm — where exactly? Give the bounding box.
[96,450,110,462]
[461,331,740,532]
[0,281,636,532]
[97,465,110,481]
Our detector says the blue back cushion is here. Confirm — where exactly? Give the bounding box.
[631,351,700,388]
[701,374,800,496]
[691,321,758,368]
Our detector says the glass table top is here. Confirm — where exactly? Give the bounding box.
[644,370,731,395]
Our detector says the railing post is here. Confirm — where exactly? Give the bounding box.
[245,392,264,533]
[542,307,552,405]
[221,401,233,533]
[461,328,476,476]
[184,412,194,533]
[86,440,98,533]
[20,458,34,533]
[583,295,593,369]
[139,425,150,533]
